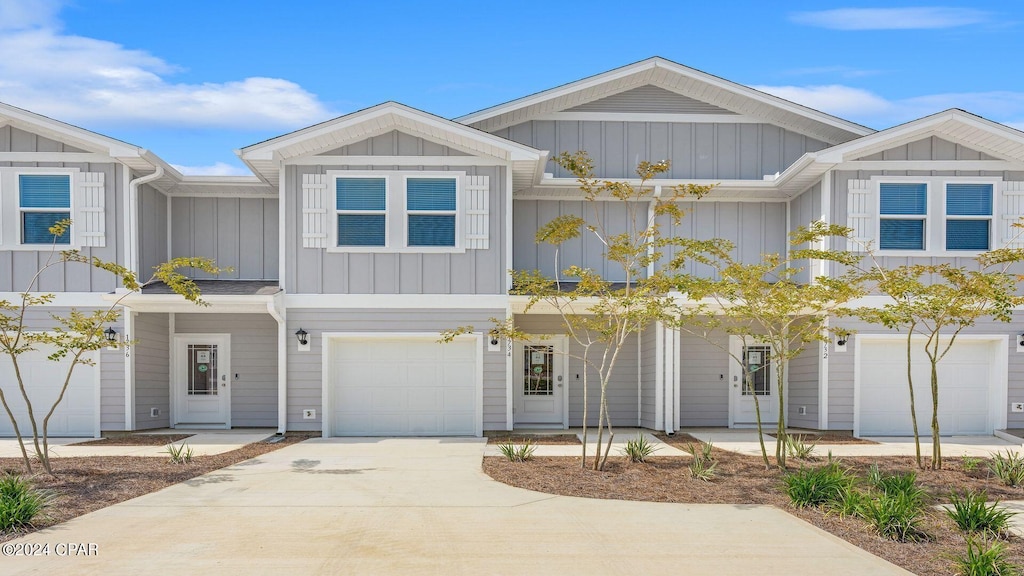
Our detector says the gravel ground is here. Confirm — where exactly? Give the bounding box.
[484,438,1024,576]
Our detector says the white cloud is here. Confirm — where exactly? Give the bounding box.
[171,162,251,177]
[790,7,991,30]
[751,84,893,117]
[0,1,333,130]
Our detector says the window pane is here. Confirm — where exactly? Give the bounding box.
[407,178,456,211]
[408,215,455,246]
[880,183,927,215]
[336,178,386,211]
[946,184,993,216]
[338,214,385,246]
[879,219,925,250]
[20,175,71,208]
[743,346,770,396]
[946,220,989,250]
[22,212,71,244]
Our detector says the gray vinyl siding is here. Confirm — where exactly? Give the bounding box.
[285,163,507,294]
[679,330,729,426]
[174,313,278,428]
[319,130,471,157]
[138,184,168,277]
[0,126,125,292]
[640,324,657,429]
[786,343,819,429]
[495,121,827,179]
[284,308,507,432]
[170,197,279,280]
[566,86,737,115]
[514,314,640,427]
[133,312,169,430]
[826,315,1024,431]
[787,184,821,285]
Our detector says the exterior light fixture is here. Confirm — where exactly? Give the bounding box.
[295,328,309,346]
[104,327,118,343]
[836,336,848,346]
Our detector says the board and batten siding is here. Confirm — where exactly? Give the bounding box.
[138,184,168,278]
[679,330,730,426]
[825,316,1024,430]
[640,324,657,429]
[0,125,125,292]
[285,309,507,432]
[787,184,822,285]
[786,342,820,429]
[514,314,639,427]
[170,197,279,280]
[174,313,278,428]
[285,163,507,295]
[133,312,169,430]
[494,120,828,180]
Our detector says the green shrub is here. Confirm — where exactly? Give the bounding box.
[783,462,855,508]
[497,441,536,463]
[946,491,1016,536]
[686,441,714,464]
[785,435,816,460]
[688,457,717,482]
[951,538,1020,576]
[167,442,195,464]
[859,492,929,542]
[990,451,1024,488]
[868,467,926,503]
[962,456,982,473]
[829,487,866,518]
[620,435,659,463]
[0,473,50,531]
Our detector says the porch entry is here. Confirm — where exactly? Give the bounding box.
[513,337,567,427]
[728,336,777,426]
[173,334,231,428]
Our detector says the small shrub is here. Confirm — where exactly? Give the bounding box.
[990,451,1024,488]
[167,442,195,464]
[951,538,1020,576]
[620,435,659,463]
[829,487,866,518]
[783,462,855,508]
[859,492,929,542]
[497,441,536,463]
[786,435,816,460]
[962,455,982,473]
[869,467,926,503]
[689,457,717,482]
[946,491,1017,536]
[686,441,715,464]
[0,473,50,531]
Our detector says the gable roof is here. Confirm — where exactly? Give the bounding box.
[238,102,546,189]
[456,56,874,145]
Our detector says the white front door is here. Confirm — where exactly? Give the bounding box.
[513,337,567,427]
[174,335,230,427]
[729,336,777,426]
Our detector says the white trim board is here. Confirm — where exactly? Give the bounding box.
[285,294,508,309]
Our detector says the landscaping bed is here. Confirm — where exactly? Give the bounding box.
[0,432,316,543]
[767,432,879,445]
[70,433,193,446]
[483,439,1024,576]
[485,433,581,445]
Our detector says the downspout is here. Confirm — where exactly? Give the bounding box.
[128,166,164,276]
[267,294,287,435]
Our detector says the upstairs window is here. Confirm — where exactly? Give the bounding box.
[406,177,456,247]
[879,183,927,250]
[19,174,71,245]
[336,177,387,247]
[945,183,992,251]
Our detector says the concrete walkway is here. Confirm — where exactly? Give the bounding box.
[0,429,274,458]
[4,438,908,575]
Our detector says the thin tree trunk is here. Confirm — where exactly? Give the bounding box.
[10,357,46,470]
[749,371,770,469]
[776,361,787,469]
[905,329,922,468]
[0,384,31,473]
[930,339,942,470]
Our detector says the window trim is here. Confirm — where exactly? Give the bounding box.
[325,170,465,254]
[872,175,1002,257]
[403,174,460,250]
[2,167,80,250]
[333,175,389,248]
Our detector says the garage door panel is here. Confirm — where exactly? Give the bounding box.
[408,388,441,409]
[0,347,96,438]
[443,414,474,435]
[443,388,475,410]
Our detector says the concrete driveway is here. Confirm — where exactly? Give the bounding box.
[4,438,909,575]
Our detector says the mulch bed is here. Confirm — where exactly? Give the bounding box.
[0,432,317,543]
[767,432,879,445]
[70,434,193,446]
[484,438,1024,576]
[486,433,581,445]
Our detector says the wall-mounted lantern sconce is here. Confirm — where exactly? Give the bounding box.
[834,333,848,352]
[104,327,118,350]
[836,336,848,347]
[1017,333,1024,352]
[296,328,310,352]
[487,331,501,352]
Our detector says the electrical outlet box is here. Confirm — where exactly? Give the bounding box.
[798,406,806,415]
[150,408,160,417]
[303,409,316,419]
[1012,402,1024,413]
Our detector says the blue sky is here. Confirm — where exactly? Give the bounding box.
[1,1,1021,174]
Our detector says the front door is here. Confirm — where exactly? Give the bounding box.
[729,336,777,426]
[174,335,230,427]
[513,337,566,426]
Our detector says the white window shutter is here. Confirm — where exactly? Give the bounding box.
[464,175,489,249]
[846,179,874,251]
[1001,181,1024,249]
[75,172,105,247]
[302,173,328,249]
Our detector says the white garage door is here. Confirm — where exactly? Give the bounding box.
[859,339,998,436]
[0,346,98,437]
[329,337,479,436]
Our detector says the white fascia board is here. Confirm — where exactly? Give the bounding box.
[285,294,509,309]
[106,293,277,314]
[0,292,114,307]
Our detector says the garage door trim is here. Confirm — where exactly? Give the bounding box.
[853,334,1008,437]
[321,332,484,438]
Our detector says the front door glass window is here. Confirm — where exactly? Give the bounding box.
[743,345,770,396]
[188,344,218,396]
[523,345,553,396]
